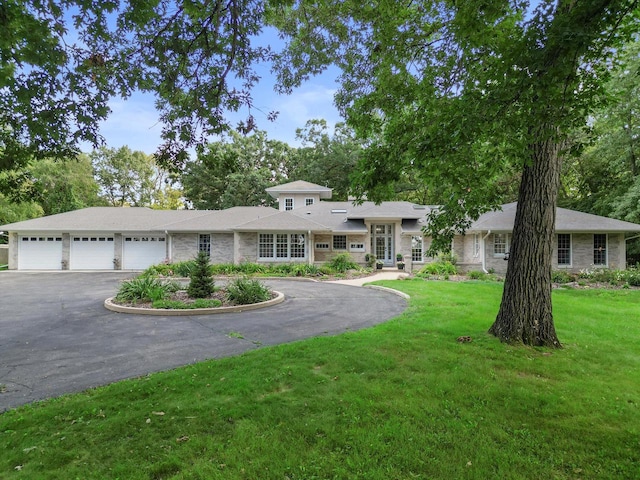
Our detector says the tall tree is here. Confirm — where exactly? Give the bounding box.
[91,146,161,207]
[289,119,362,200]
[560,38,640,222]
[271,0,639,347]
[1,0,274,171]
[182,130,292,209]
[28,156,105,215]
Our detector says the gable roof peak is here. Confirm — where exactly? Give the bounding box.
[265,180,333,199]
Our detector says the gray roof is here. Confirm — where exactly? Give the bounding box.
[289,201,430,233]
[5,199,635,237]
[265,180,333,199]
[0,207,207,233]
[155,206,278,232]
[470,203,640,233]
[346,202,429,220]
[234,211,331,232]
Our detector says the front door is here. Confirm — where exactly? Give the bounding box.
[371,224,394,266]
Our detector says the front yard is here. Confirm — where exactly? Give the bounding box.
[1,280,638,479]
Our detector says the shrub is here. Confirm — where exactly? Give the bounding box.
[238,262,267,275]
[327,253,360,273]
[173,260,197,277]
[187,251,215,298]
[318,265,335,276]
[292,263,320,276]
[624,267,640,286]
[225,276,271,305]
[272,263,294,275]
[116,277,170,302]
[417,260,457,277]
[468,270,487,280]
[209,262,237,275]
[551,270,574,284]
[364,253,377,268]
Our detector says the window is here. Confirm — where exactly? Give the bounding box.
[412,236,424,262]
[493,234,509,257]
[259,233,274,258]
[315,242,330,250]
[350,243,365,252]
[557,234,571,266]
[333,235,347,250]
[284,198,294,211]
[473,234,480,257]
[276,233,289,258]
[290,234,306,258]
[259,233,306,260]
[305,198,315,206]
[594,234,607,265]
[199,234,211,256]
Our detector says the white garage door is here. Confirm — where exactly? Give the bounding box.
[123,236,166,270]
[70,236,115,270]
[18,236,63,270]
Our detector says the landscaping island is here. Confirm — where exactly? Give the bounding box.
[104,290,285,316]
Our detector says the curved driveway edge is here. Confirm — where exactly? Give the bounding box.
[104,291,285,315]
[0,272,407,411]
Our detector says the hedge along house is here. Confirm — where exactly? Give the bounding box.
[2,180,640,272]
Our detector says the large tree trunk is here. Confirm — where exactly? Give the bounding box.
[489,128,562,348]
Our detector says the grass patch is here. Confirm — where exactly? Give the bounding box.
[151,298,222,309]
[1,280,639,479]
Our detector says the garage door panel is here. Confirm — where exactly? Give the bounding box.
[70,236,114,270]
[18,236,63,270]
[123,236,166,270]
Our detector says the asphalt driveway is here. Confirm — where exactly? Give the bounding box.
[0,272,407,411]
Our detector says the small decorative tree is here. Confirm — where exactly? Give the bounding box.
[187,251,214,298]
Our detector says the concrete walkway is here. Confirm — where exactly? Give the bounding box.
[327,269,410,286]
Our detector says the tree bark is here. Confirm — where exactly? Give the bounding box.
[489,126,562,348]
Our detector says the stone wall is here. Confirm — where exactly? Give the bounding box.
[210,233,234,264]
[0,245,7,266]
[171,233,197,263]
[312,233,367,264]
[237,232,257,263]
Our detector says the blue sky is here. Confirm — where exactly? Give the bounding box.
[94,31,343,155]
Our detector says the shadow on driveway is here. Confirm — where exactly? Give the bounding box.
[0,272,407,411]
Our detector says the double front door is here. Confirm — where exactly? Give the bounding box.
[371,224,394,266]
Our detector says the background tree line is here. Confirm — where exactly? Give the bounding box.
[3,34,640,232]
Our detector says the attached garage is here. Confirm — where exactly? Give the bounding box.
[123,235,167,270]
[70,236,115,270]
[18,236,63,270]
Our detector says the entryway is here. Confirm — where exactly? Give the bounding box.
[371,224,394,266]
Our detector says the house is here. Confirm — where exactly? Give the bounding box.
[2,180,640,272]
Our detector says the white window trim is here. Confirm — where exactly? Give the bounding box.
[473,234,480,258]
[333,235,347,251]
[305,197,315,206]
[284,197,294,211]
[411,235,424,263]
[349,243,365,252]
[557,233,572,267]
[493,233,510,258]
[258,232,307,261]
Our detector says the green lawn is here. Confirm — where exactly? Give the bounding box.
[1,280,639,479]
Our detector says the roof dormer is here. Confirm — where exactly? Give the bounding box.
[265,180,333,211]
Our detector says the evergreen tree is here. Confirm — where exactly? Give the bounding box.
[187,251,214,299]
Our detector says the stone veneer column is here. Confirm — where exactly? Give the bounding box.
[61,233,70,270]
[9,232,18,269]
[113,234,123,270]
